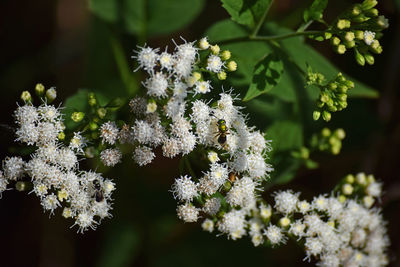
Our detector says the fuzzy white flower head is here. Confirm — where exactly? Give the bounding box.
[135,46,159,73]
[177,203,199,223]
[289,220,306,238]
[218,210,246,240]
[0,175,8,196]
[305,237,323,257]
[366,181,382,198]
[173,81,188,99]
[312,195,329,212]
[132,120,154,145]
[14,105,38,125]
[191,100,210,123]
[194,81,212,94]
[207,151,219,163]
[274,190,299,214]
[57,148,78,170]
[3,157,25,180]
[144,72,169,98]
[202,219,214,233]
[247,152,268,178]
[178,133,197,155]
[226,176,256,207]
[172,175,198,202]
[74,212,97,233]
[100,148,122,167]
[175,40,198,62]
[129,96,147,115]
[264,225,286,246]
[100,121,119,145]
[38,104,62,122]
[15,123,39,145]
[41,193,61,215]
[69,132,86,154]
[174,58,193,78]
[37,122,60,145]
[206,55,224,73]
[364,31,376,46]
[133,146,155,166]
[159,51,174,71]
[203,197,221,215]
[259,203,272,219]
[209,163,228,187]
[198,37,210,50]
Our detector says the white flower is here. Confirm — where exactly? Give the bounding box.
[133,146,155,166]
[209,163,228,187]
[312,195,329,212]
[100,148,122,167]
[218,210,246,240]
[175,41,198,62]
[364,31,376,46]
[41,193,61,215]
[69,132,86,154]
[173,81,188,99]
[144,72,168,98]
[198,37,210,50]
[171,175,198,202]
[264,225,286,246]
[305,237,323,257]
[207,151,219,163]
[274,190,299,214]
[191,100,210,123]
[177,203,199,223]
[259,203,272,219]
[134,46,159,73]
[129,96,147,115]
[3,157,25,180]
[14,105,38,125]
[162,137,181,158]
[226,176,256,207]
[206,55,223,73]
[38,104,62,122]
[57,148,78,170]
[158,51,174,71]
[202,219,214,232]
[289,220,306,238]
[132,120,154,145]
[74,211,97,233]
[194,81,212,94]
[100,121,119,145]
[366,182,382,197]
[203,197,221,215]
[15,123,39,145]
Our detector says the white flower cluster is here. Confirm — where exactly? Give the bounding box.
[0,101,115,233]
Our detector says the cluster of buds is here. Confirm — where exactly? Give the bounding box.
[338,172,382,208]
[310,128,346,155]
[0,86,115,233]
[308,71,354,122]
[323,0,389,64]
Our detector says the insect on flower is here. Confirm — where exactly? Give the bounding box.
[93,179,104,202]
[215,119,229,146]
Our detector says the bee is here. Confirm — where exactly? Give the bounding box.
[93,179,104,202]
[215,119,229,146]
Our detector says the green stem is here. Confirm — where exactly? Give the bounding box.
[296,20,314,32]
[219,30,324,45]
[250,0,274,38]
[184,157,197,180]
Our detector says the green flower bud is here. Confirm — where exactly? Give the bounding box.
[336,44,347,54]
[365,8,378,17]
[344,32,355,42]
[223,181,231,191]
[351,4,362,16]
[345,174,355,183]
[324,32,332,40]
[361,0,378,11]
[376,15,389,29]
[322,111,331,122]
[320,92,330,103]
[97,108,107,119]
[331,144,341,155]
[217,71,227,80]
[35,83,45,96]
[344,80,354,88]
[338,93,347,102]
[328,82,338,90]
[335,128,346,139]
[58,131,65,141]
[355,49,365,66]
[89,122,98,131]
[16,181,29,192]
[344,40,355,48]
[370,40,382,54]
[317,100,325,108]
[221,50,231,60]
[210,45,220,55]
[88,93,97,106]
[227,61,237,72]
[20,91,32,103]
[354,30,364,40]
[85,147,96,158]
[364,53,375,65]
[352,14,369,23]
[300,147,310,159]
[331,36,341,46]
[71,112,84,122]
[338,85,348,93]
[337,19,350,30]
[313,110,321,120]
[321,128,331,137]
[45,87,57,103]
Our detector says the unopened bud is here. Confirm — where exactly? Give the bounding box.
[221,50,231,60]
[97,108,107,118]
[45,87,57,103]
[331,36,341,46]
[313,110,321,121]
[227,61,237,72]
[344,32,355,42]
[361,0,378,11]
[217,71,227,80]
[355,49,365,66]
[71,111,85,122]
[364,53,375,65]
[20,91,32,103]
[210,45,220,55]
[355,30,364,40]
[198,37,210,50]
[336,44,347,54]
[337,19,350,30]
[322,111,331,121]
[324,32,332,39]
[58,132,65,141]
[35,83,45,96]
[89,122,98,131]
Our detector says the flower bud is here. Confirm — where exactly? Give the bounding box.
[331,36,341,46]
[345,174,355,183]
[313,110,321,121]
[344,40,355,48]
[88,93,97,106]
[324,32,332,40]
[322,111,331,121]
[227,61,237,72]
[217,71,227,80]
[370,40,382,54]
[71,111,85,122]
[146,101,157,113]
[351,4,362,16]
[16,181,29,192]
[353,14,369,23]
[338,85,348,93]
[337,19,350,30]
[344,80,354,88]
[344,32,355,42]
[89,122,98,131]
[354,30,364,40]
[342,184,354,195]
[364,53,375,65]
[85,147,96,158]
[365,8,378,17]
[361,0,378,11]
[45,87,57,103]
[97,108,107,118]
[58,131,65,141]
[35,83,45,96]
[20,91,32,103]
[198,37,210,50]
[210,45,220,55]
[335,128,346,139]
[321,128,331,137]
[355,49,365,66]
[336,44,347,54]
[376,15,389,29]
[221,50,231,60]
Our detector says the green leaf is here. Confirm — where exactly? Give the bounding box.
[244,53,284,101]
[303,0,328,22]
[221,0,272,28]
[98,224,141,267]
[266,120,303,152]
[89,0,205,37]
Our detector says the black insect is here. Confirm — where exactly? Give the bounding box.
[93,179,104,202]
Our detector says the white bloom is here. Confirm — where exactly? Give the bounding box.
[298,200,311,214]
[57,148,78,170]
[174,58,193,78]
[37,122,60,145]
[312,195,329,212]
[203,197,221,215]
[289,220,306,238]
[173,81,188,99]
[38,104,62,122]
[194,81,212,94]
[135,46,159,73]
[162,137,181,158]
[3,157,25,180]
[366,182,382,197]
[100,121,119,145]
[209,163,228,188]
[41,193,61,215]
[198,37,210,50]
[364,31,376,46]
[171,175,198,202]
[259,203,272,219]
[100,148,122,167]
[274,190,299,214]
[264,225,286,246]
[207,151,219,163]
[129,96,147,115]
[177,203,199,223]
[14,105,38,125]
[175,41,198,62]
[226,176,256,207]
[133,146,155,166]
[305,237,323,257]
[132,120,154,145]
[202,219,214,232]
[191,100,210,123]
[144,72,168,98]
[206,55,223,73]
[218,210,246,240]
[69,132,86,154]
[74,212,97,233]
[158,51,174,71]
[15,123,39,145]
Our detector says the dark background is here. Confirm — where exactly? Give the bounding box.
[0,0,399,266]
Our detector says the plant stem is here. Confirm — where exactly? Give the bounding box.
[250,0,274,38]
